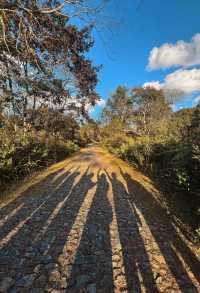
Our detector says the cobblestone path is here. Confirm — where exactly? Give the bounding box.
[0,147,199,293]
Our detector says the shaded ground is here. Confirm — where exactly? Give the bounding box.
[0,147,199,293]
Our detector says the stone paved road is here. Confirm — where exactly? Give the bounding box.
[0,147,199,293]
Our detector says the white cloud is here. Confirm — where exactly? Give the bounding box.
[143,69,200,96]
[96,98,106,107]
[85,98,105,114]
[193,95,200,105]
[147,33,200,70]
[164,69,200,93]
[85,103,93,112]
[82,99,106,114]
[65,97,105,111]
[143,81,163,90]
[170,104,183,112]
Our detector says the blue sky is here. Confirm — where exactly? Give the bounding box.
[87,0,200,119]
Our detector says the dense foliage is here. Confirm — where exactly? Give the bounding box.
[0,1,104,194]
[0,1,100,122]
[0,112,80,194]
[101,86,200,241]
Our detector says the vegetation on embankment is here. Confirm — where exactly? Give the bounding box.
[0,113,80,196]
[0,2,101,196]
[98,86,200,242]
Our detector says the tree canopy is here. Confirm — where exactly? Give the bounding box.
[102,86,172,136]
[0,0,102,124]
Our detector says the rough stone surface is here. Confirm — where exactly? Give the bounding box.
[16,274,35,288]
[0,147,199,293]
[0,277,14,292]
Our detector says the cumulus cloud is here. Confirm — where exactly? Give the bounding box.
[147,33,200,70]
[143,81,163,90]
[164,69,200,93]
[143,69,200,96]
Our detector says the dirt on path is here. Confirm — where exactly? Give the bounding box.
[0,147,199,293]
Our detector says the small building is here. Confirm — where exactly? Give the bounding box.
[122,129,140,137]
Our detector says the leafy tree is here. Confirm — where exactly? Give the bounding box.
[171,108,193,141]
[0,1,108,193]
[100,84,200,238]
[189,104,200,143]
[28,107,79,140]
[132,87,172,136]
[0,1,101,124]
[102,86,172,136]
[101,86,134,124]
[80,121,100,143]
[188,104,200,193]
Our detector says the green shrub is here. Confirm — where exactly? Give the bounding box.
[0,128,78,192]
[102,133,200,236]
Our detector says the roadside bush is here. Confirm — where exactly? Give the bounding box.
[100,86,200,241]
[0,128,78,192]
[103,133,199,193]
[80,122,100,144]
[102,134,200,237]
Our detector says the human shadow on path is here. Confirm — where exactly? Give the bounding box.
[0,168,96,290]
[0,167,76,245]
[39,168,95,261]
[0,167,73,236]
[108,172,159,293]
[121,170,200,293]
[66,172,114,293]
[0,166,71,209]
[1,163,199,293]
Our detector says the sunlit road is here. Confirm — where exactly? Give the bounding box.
[0,147,199,292]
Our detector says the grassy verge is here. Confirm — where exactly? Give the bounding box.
[101,136,200,243]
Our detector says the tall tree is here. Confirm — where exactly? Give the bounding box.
[190,104,200,140]
[101,86,134,124]
[132,87,172,136]
[102,85,172,136]
[171,108,193,141]
[0,0,102,124]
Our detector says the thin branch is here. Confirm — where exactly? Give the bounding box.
[0,13,10,53]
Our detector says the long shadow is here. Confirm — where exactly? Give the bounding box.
[0,167,75,242]
[36,168,95,258]
[108,172,159,293]
[0,167,82,284]
[29,168,96,291]
[121,170,200,292]
[66,172,114,293]
[11,168,95,291]
[0,166,72,221]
